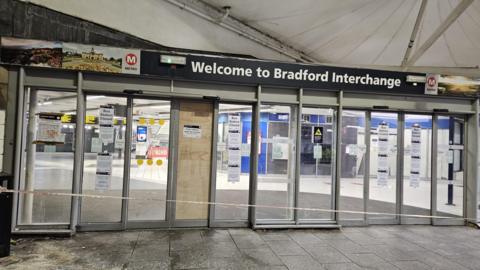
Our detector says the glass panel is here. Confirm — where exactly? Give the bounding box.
[339,110,366,220]
[81,96,127,223]
[215,104,252,220]
[299,107,335,220]
[403,114,432,222]
[257,105,297,220]
[368,112,397,220]
[19,89,76,224]
[437,116,463,217]
[128,99,170,221]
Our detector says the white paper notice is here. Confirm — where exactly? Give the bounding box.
[99,107,114,126]
[96,153,113,174]
[91,137,102,153]
[227,165,240,182]
[377,123,389,187]
[272,136,289,160]
[183,125,202,138]
[99,126,114,145]
[227,114,241,183]
[95,173,111,191]
[410,125,421,188]
[36,116,64,143]
[313,144,322,159]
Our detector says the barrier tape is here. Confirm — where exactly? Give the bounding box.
[0,187,476,222]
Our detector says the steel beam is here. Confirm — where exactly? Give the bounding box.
[164,0,320,63]
[405,0,474,66]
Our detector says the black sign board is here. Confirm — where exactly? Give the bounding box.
[312,126,323,144]
[141,51,425,95]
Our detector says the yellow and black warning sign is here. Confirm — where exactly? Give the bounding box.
[312,126,323,144]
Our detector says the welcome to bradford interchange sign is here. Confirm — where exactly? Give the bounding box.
[1,37,479,96]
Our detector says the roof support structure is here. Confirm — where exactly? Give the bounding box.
[401,0,428,67]
[404,0,474,66]
[163,0,320,63]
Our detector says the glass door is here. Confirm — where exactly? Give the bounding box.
[127,99,171,225]
[213,103,252,224]
[368,112,398,223]
[434,115,465,225]
[339,110,366,223]
[298,107,335,221]
[80,95,127,226]
[402,114,432,224]
[256,104,297,222]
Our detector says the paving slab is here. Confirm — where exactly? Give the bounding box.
[0,226,479,270]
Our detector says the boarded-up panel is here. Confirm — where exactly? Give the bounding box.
[176,101,213,220]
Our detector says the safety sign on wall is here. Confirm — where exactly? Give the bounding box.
[312,126,323,144]
[227,114,241,183]
[377,122,389,187]
[410,124,422,188]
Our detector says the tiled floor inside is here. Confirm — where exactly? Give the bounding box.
[1,226,480,269]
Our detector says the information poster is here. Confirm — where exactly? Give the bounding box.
[98,106,114,145]
[272,136,290,160]
[99,126,114,145]
[410,124,421,188]
[35,113,64,143]
[91,137,102,153]
[227,114,241,183]
[377,123,389,187]
[99,107,114,126]
[95,153,113,191]
[96,153,113,174]
[95,173,111,191]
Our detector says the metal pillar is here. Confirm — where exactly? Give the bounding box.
[249,85,261,228]
[447,117,454,205]
[22,88,37,224]
[70,72,85,233]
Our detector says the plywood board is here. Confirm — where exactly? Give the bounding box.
[175,101,213,220]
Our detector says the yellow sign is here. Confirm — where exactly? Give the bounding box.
[85,115,96,124]
[314,128,322,136]
[137,159,143,166]
[147,159,153,166]
[139,117,146,125]
[156,159,163,166]
[61,114,72,123]
[159,119,165,126]
[114,118,127,125]
[149,118,155,125]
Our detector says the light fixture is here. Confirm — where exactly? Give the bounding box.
[37,101,53,106]
[87,95,106,100]
[160,55,186,65]
[406,75,426,83]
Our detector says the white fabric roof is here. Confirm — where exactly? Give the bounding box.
[23,0,480,71]
[204,0,480,67]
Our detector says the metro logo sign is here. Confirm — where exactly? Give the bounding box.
[424,74,439,95]
[122,49,140,74]
[125,53,137,65]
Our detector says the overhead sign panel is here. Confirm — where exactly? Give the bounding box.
[141,51,425,95]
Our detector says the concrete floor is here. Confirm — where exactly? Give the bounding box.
[1,226,480,270]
